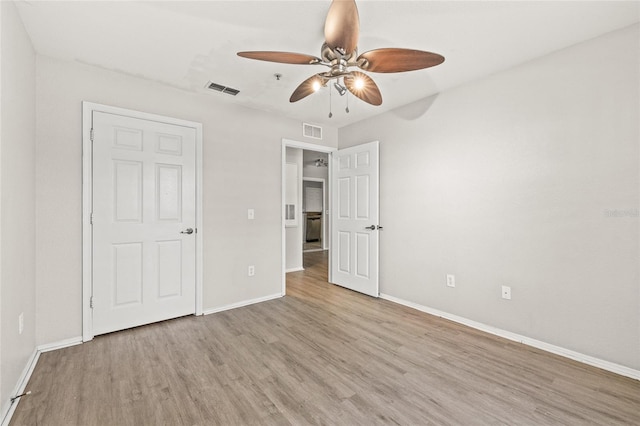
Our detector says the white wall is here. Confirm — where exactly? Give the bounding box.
[285,147,303,271]
[339,25,639,370]
[35,56,337,345]
[0,0,37,416]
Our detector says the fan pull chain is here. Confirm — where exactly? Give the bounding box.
[328,84,333,118]
[345,88,350,113]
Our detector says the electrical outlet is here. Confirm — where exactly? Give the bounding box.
[247,209,255,220]
[19,313,24,335]
[502,285,511,300]
[248,265,255,276]
[446,274,455,288]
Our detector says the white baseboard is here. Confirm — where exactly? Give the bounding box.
[285,267,304,273]
[380,293,640,381]
[38,336,83,353]
[203,293,283,316]
[1,348,40,426]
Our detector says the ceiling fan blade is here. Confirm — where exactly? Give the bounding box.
[357,48,445,73]
[237,51,321,65]
[324,0,359,54]
[344,71,382,106]
[290,74,327,103]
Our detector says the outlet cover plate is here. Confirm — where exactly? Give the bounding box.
[446,274,455,288]
[502,285,511,300]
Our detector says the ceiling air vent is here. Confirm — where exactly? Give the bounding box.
[303,123,322,140]
[205,81,240,96]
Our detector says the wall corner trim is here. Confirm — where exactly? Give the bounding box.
[379,293,640,381]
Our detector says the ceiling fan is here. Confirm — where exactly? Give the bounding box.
[237,0,444,107]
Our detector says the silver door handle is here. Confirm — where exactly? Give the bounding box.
[181,228,194,235]
[364,225,376,230]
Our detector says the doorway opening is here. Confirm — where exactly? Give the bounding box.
[303,177,327,253]
[281,139,336,295]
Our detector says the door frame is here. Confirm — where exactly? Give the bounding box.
[82,102,204,342]
[302,177,327,251]
[281,139,336,295]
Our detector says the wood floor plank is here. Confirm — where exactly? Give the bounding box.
[10,250,640,425]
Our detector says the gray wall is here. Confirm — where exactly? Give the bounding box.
[0,0,37,415]
[339,24,639,370]
[34,56,337,345]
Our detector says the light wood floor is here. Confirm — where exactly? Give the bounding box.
[11,251,640,425]
[303,241,323,251]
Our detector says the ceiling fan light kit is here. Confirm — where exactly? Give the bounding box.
[315,158,329,168]
[237,0,444,114]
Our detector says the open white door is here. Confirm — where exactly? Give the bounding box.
[330,141,380,297]
[91,111,197,336]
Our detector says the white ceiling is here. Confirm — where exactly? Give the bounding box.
[16,1,640,128]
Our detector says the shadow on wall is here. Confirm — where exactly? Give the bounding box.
[390,93,439,121]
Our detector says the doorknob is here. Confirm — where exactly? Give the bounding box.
[180,228,194,235]
[364,225,376,230]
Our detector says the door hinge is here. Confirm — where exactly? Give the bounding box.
[90,128,94,141]
[90,296,94,309]
[90,212,94,225]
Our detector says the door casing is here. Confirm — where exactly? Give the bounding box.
[82,102,204,342]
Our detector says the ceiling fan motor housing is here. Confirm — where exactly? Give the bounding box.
[321,42,357,63]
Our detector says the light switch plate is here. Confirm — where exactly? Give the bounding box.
[248,209,255,220]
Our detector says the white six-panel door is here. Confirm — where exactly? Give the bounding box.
[330,141,380,297]
[91,111,197,336]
